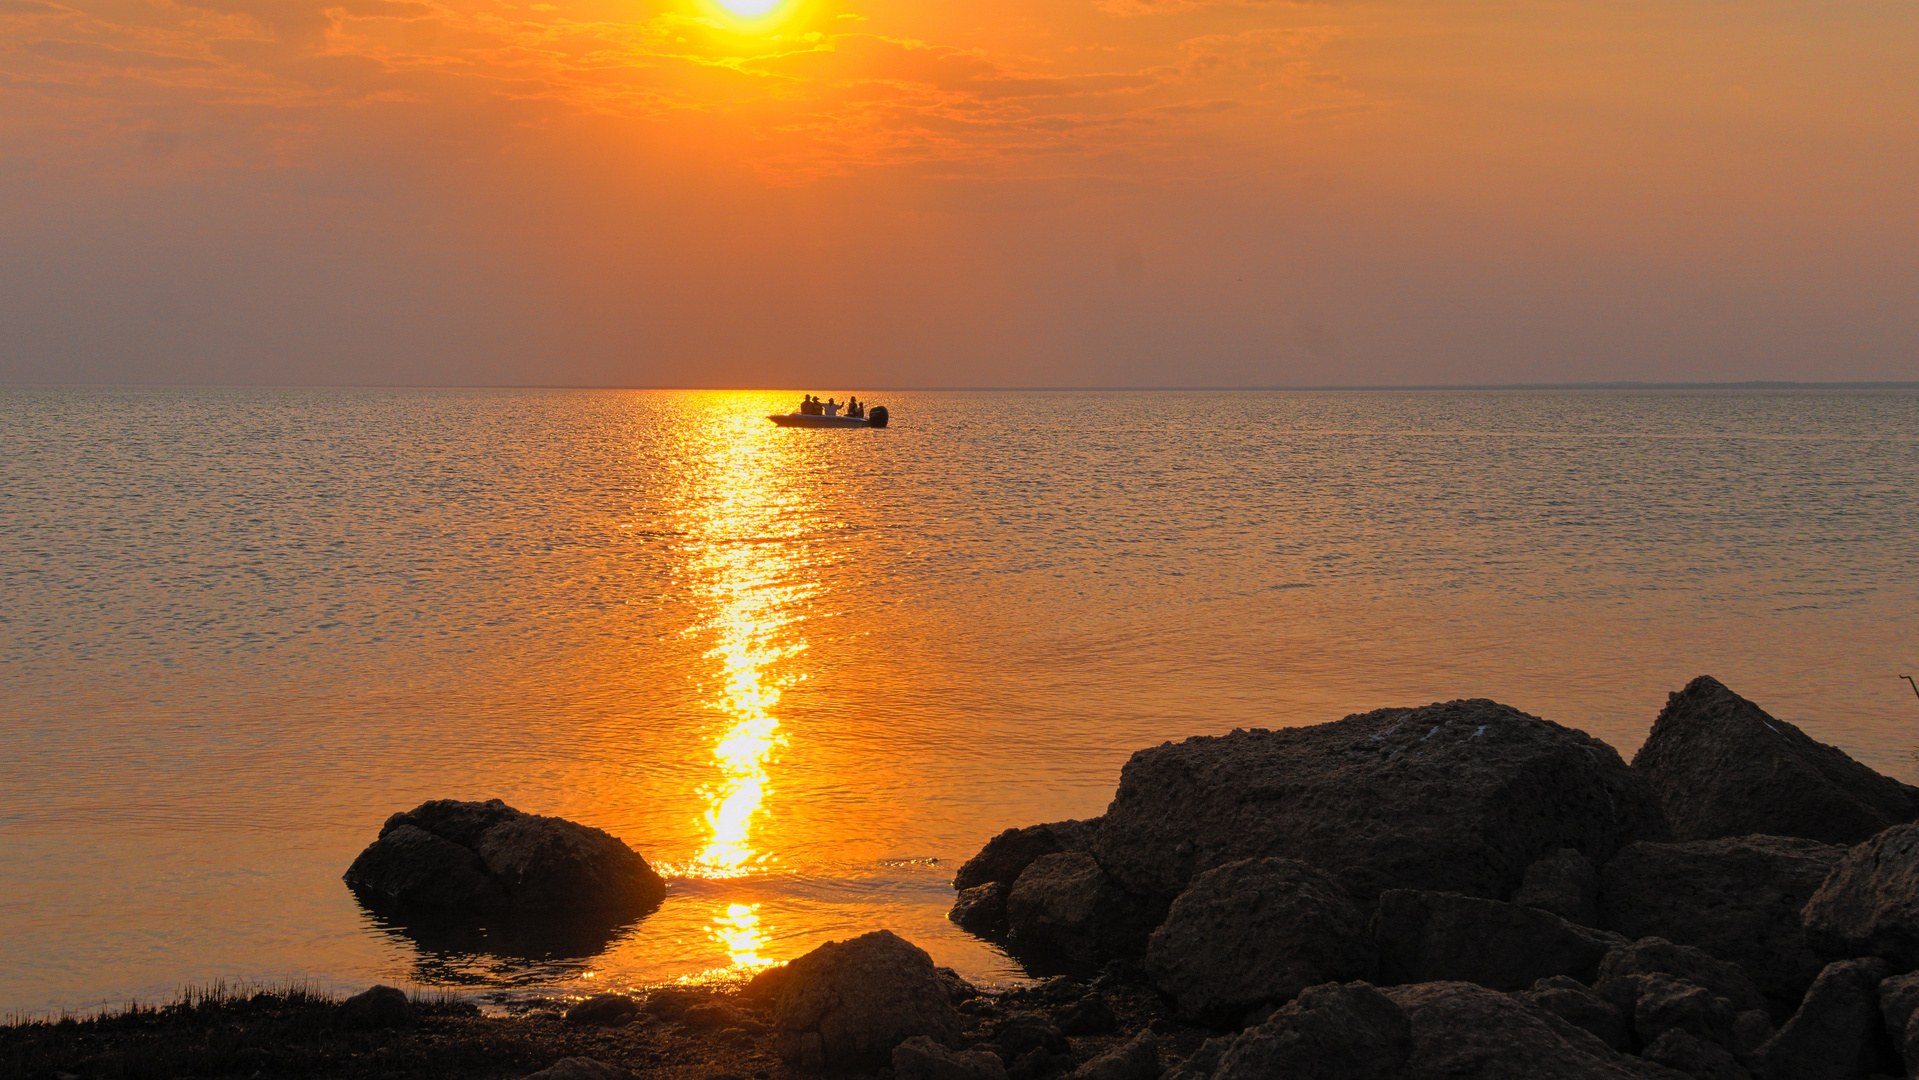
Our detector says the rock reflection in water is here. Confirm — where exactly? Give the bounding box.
[358,900,661,986]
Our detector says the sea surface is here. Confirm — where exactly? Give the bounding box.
[4,387,1918,1016]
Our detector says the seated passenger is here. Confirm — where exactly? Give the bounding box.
[801,394,820,415]
[822,398,841,418]
[847,396,862,418]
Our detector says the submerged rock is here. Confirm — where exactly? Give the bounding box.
[1802,822,1919,970]
[1091,698,1666,906]
[1630,676,1919,845]
[1371,889,1621,992]
[746,930,963,1070]
[1145,857,1376,1026]
[343,799,665,913]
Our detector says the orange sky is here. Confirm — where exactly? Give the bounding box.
[2,0,1915,386]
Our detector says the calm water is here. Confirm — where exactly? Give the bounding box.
[4,387,1918,1016]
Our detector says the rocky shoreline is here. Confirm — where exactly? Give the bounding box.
[12,674,1919,1080]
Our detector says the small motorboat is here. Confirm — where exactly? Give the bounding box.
[767,406,889,429]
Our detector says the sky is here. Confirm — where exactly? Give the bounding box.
[1,0,1915,387]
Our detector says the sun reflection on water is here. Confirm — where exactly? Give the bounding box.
[664,408,819,972]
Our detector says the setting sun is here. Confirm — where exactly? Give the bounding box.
[714,0,780,14]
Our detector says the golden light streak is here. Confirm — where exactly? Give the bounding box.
[676,407,814,883]
[709,902,772,971]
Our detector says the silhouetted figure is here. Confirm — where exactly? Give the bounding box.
[800,394,821,415]
[822,398,841,418]
[847,396,863,418]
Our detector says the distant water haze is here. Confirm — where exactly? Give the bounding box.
[3,387,1917,1015]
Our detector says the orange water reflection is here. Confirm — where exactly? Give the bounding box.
[673,408,815,970]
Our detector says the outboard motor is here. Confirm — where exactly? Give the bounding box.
[867,405,889,428]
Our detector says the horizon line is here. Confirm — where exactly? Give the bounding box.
[5,379,1918,392]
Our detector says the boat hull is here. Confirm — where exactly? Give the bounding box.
[767,414,878,428]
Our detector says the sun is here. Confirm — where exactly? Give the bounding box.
[696,0,799,30]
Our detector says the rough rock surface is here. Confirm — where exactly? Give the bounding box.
[1004,852,1157,961]
[338,985,411,1029]
[1372,889,1621,991]
[343,799,666,913]
[1593,938,1769,1019]
[517,1059,634,1080]
[982,1013,1070,1060]
[1878,972,1919,1078]
[953,820,1100,892]
[1162,1036,1232,1080]
[1381,981,1683,1079]
[1630,676,1919,845]
[563,994,640,1027]
[1639,1029,1748,1080]
[1211,982,1411,1080]
[1067,1029,1156,1080]
[1750,958,1897,1080]
[1803,822,1919,971]
[1517,976,1630,1052]
[893,1035,1009,1080]
[1145,857,1377,1025]
[745,930,964,1070]
[1053,995,1116,1035]
[1631,973,1737,1052]
[1513,848,1601,925]
[1597,835,1843,1007]
[1091,698,1666,906]
[950,883,1010,936]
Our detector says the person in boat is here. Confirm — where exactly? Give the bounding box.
[822,397,841,418]
[800,394,819,415]
[846,395,863,418]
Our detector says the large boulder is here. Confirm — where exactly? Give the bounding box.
[746,930,963,1070]
[1003,852,1156,961]
[1513,848,1601,926]
[1371,889,1622,992]
[1802,822,1919,970]
[1380,981,1683,1079]
[893,1036,1009,1080]
[1067,1030,1157,1080]
[1877,971,1919,1078]
[1749,958,1899,1080]
[343,799,665,913]
[1517,976,1631,1053]
[1630,676,1919,845]
[953,819,1100,892]
[1593,938,1770,1019]
[1145,857,1377,1025]
[1211,982,1412,1080]
[949,883,1010,936]
[1092,698,1666,906]
[1597,835,1844,1008]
